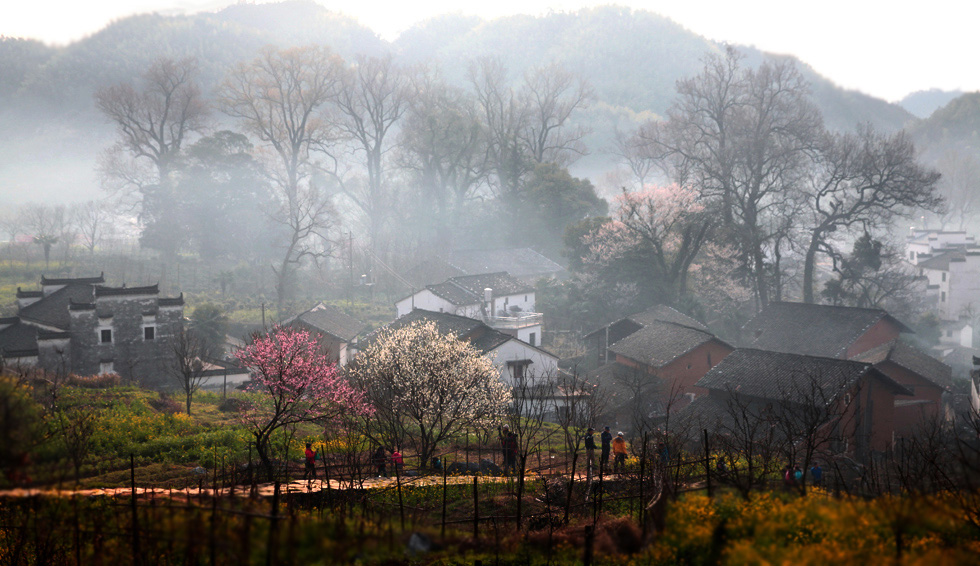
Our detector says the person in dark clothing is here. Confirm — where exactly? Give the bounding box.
[600,427,613,473]
[584,427,597,481]
[304,443,317,481]
[373,446,387,478]
[504,431,519,475]
[810,462,823,486]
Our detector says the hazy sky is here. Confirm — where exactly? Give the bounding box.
[4,0,978,102]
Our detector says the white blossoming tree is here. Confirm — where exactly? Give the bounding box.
[348,320,511,469]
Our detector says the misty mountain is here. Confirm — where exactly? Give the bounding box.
[908,92,980,155]
[0,1,916,203]
[899,89,967,119]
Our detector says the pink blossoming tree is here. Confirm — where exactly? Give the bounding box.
[236,325,370,480]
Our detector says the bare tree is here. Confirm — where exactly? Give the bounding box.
[219,46,345,313]
[22,204,66,269]
[935,150,980,230]
[636,47,823,307]
[470,57,531,204]
[506,368,560,525]
[334,54,409,254]
[801,127,941,303]
[75,200,116,256]
[399,68,488,246]
[95,57,209,237]
[518,63,594,166]
[170,327,212,416]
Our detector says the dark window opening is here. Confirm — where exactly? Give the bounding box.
[144,326,155,340]
[100,329,112,344]
[507,359,532,382]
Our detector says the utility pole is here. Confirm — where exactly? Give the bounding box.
[348,231,354,307]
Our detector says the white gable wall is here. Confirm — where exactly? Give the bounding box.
[489,339,559,386]
[395,289,456,318]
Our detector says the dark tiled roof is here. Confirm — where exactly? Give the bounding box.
[19,283,95,329]
[426,281,481,306]
[916,250,980,271]
[40,273,104,286]
[696,349,910,405]
[583,305,706,340]
[448,248,565,280]
[852,340,953,390]
[158,294,184,307]
[628,305,709,331]
[15,289,42,299]
[588,305,720,369]
[609,321,719,369]
[0,319,39,356]
[742,302,911,358]
[287,303,364,342]
[449,272,534,297]
[371,309,510,355]
[95,284,159,297]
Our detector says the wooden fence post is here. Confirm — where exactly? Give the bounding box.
[473,476,480,541]
[130,454,141,566]
[704,429,713,499]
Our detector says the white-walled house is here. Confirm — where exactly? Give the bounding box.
[907,230,977,265]
[394,272,543,346]
[370,309,559,386]
[916,251,980,321]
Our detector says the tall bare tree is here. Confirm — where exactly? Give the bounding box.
[518,63,594,166]
[219,46,345,313]
[636,47,823,308]
[334,54,409,254]
[399,68,488,247]
[95,57,209,230]
[801,127,941,303]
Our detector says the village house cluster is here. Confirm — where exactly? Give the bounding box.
[3,237,977,466]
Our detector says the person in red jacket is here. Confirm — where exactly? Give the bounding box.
[391,447,404,475]
[304,443,317,480]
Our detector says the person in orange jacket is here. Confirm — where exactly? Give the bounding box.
[612,432,628,474]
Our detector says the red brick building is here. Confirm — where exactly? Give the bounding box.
[584,306,733,427]
[853,340,953,437]
[680,349,912,459]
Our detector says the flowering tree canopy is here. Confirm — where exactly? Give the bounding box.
[236,325,369,479]
[348,320,511,468]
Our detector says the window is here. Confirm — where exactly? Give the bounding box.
[524,295,528,301]
[100,328,112,344]
[144,326,155,340]
[942,291,947,302]
[947,330,954,338]
[707,352,713,366]
[942,272,946,282]
[909,251,914,260]
[507,359,532,382]
[529,332,536,347]
[100,361,114,375]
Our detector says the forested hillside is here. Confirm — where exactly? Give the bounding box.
[0,1,915,203]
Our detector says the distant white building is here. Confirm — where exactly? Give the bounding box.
[395,272,543,346]
[916,250,980,321]
[907,229,978,265]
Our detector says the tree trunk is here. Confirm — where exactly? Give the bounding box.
[802,234,821,304]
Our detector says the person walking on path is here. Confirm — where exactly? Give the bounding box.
[600,427,613,473]
[391,448,404,476]
[583,427,597,482]
[304,443,318,481]
[612,432,628,474]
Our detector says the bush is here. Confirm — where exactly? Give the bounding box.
[218,398,244,413]
[64,373,122,388]
[148,391,181,414]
